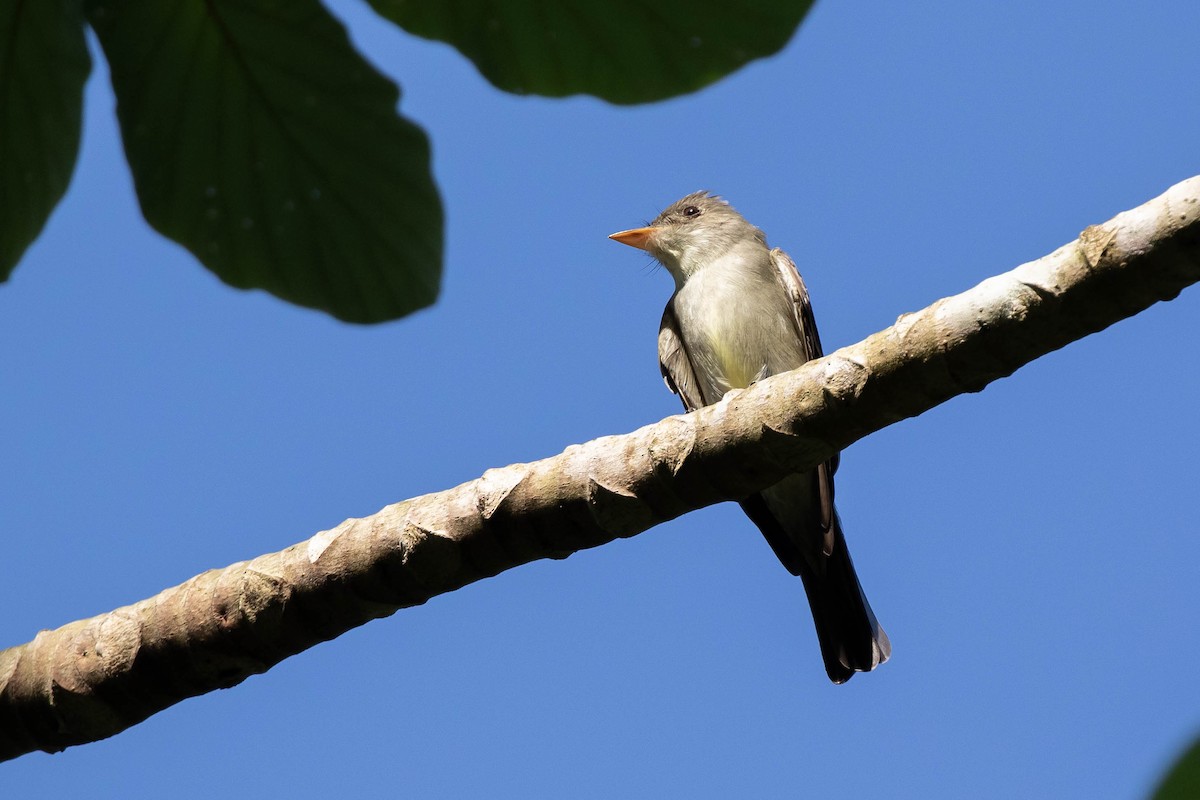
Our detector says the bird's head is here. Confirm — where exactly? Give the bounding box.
[609,192,765,282]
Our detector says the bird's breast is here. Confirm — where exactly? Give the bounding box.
[674,259,806,404]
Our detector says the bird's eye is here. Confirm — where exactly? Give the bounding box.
[682,205,701,218]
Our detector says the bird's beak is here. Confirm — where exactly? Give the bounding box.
[608,226,656,251]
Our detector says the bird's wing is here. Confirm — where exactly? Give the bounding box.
[658,301,705,412]
[771,247,838,551]
[771,247,825,362]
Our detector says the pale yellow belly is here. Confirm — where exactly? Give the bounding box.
[710,337,760,391]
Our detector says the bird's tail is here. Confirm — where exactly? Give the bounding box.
[740,497,890,684]
[795,515,890,684]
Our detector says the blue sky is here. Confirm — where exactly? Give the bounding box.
[4,1,1200,796]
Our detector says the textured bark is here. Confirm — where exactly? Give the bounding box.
[2,176,1198,761]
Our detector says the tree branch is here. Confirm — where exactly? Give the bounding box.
[2,176,1197,761]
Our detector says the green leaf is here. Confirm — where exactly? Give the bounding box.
[367,0,814,105]
[0,0,90,280]
[1153,737,1200,800]
[85,0,442,323]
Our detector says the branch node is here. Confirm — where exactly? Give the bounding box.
[476,464,531,520]
[822,356,869,404]
[1079,223,1117,268]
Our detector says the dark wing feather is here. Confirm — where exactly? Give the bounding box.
[770,247,825,362]
[770,248,837,552]
[658,300,705,412]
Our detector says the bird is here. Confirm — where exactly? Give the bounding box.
[609,191,890,683]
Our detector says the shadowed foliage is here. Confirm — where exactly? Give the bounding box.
[2,0,814,321]
[0,0,90,280]
[367,0,814,105]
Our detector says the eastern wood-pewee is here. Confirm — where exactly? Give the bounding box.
[610,192,890,683]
